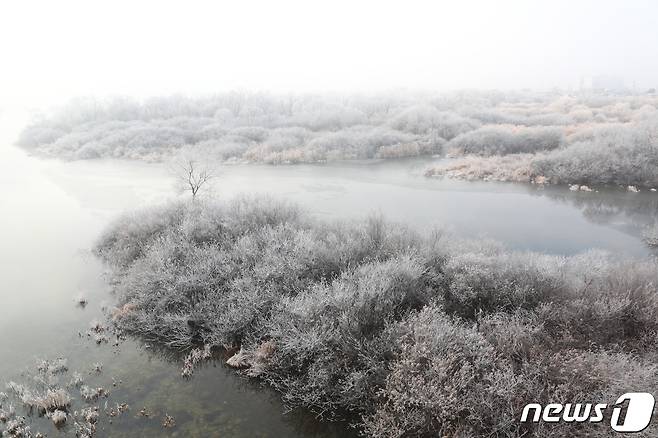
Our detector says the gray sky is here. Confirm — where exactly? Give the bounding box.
[0,0,656,106]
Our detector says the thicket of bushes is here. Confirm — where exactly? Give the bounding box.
[96,198,658,437]
[445,125,563,156]
[531,116,658,187]
[428,110,658,187]
[19,92,658,167]
[17,94,474,162]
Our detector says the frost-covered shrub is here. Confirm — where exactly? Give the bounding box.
[537,258,658,350]
[307,126,421,160]
[187,138,251,161]
[97,200,423,349]
[389,105,480,138]
[532,116,658,187]
[446,125,564,156]
[465,108,575,126]
[94,201,188,268]
[363,306,519,438]
[288,103,367,131]
[436,251,564,319]
[426,111,658,187]
[17,122,68,148]
[433,111,482,140]
[644,223,658,247]
[95,198,658,436]
[257,256,428,414]
[228,126,269,142]
[365,308,658,438]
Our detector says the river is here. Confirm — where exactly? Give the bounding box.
[0,112,656,436]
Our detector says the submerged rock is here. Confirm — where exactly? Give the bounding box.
[76,294,88,308]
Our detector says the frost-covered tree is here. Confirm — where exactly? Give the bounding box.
[171,158,215,200]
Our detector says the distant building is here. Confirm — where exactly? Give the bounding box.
[580,75,625,92]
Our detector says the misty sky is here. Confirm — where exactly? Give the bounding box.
[0,0,656,106]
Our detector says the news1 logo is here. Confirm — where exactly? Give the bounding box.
[520,393,655,432]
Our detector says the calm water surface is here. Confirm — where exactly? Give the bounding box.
[1,114,657,436]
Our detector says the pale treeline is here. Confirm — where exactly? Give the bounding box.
[19,91,658,187]
[19,92,459,162]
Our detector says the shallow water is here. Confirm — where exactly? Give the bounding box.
[43,155,658,258]
[1,116,657,435]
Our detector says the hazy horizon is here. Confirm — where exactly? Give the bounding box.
[1,0,657,108]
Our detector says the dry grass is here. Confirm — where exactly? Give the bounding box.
[425,154,536,183]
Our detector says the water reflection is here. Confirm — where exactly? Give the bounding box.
[531,186,658,251]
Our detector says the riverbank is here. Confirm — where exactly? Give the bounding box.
[425,112,658,189]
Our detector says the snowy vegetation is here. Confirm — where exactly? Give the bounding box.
[95,197,658,437]
[16,92,656,173]
[445,125,564,156]
[644,223,658,247]
[531,116,658,187]
[426,94,658,187]
[425,154,535,182]
[18,91,658,186]
[0,359,112,438]
[18,93,461,162]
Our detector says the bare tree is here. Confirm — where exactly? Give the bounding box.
[173,159,214,200]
